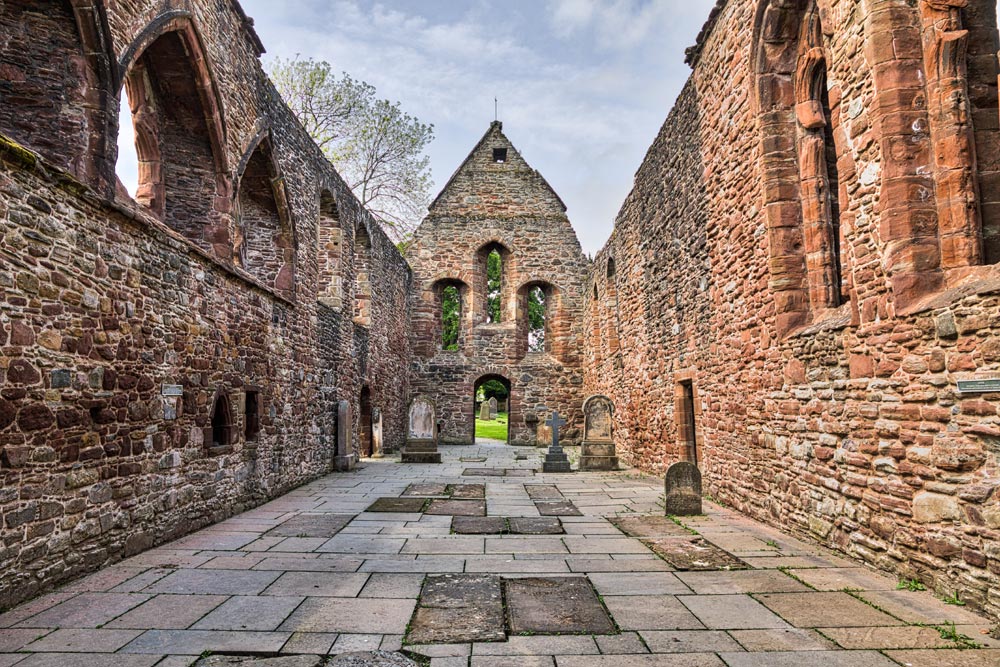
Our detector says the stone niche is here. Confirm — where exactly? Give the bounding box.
[579,395,618,470]
[401,395,441,463]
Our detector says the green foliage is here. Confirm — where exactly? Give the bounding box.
[486,250,502,323]
[896,579,926,592]
[441,285,460,350]
[941,591,966,606]
[479,379,508,400]
[268,56,434,239]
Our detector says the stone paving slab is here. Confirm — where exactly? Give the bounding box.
[717,651,898,666]
[367,498,429,513]
[426,499,487,516]
[676,595,789,630]
[726,628,835,651]
[267,514,355,538]
[402,484,450,497]
[407,574,505,644]
[553,655,724,666]
[121,629,291,654]
[754,592,902,628]
[819,625,961,649]
[534,501,582,517]
[279,598,416,634]
[264,572,370,597]
[882,649,1000,666]
[638,630,743,653]
[588,572,690,596]
[450,484,486,499]
[505,577,614,635]
[525,485,563,500]
[453,517,507,534]
[508,518,563,535]
[14,592,150,628]
[10,655,163,667]
[24,628,143,652]
[674,570,808,594]
[106,594,229,629]
[610,516,694,538]
[641,538,748,571]
[601,596,704,631]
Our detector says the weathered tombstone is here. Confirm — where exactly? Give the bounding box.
[488,397,498,418]
[334,399,355,471]
[401,395,441,463]
[542,411,572,473]
[479,401,492,421]
[579,395,618,471]
[664,461,702,516]
[371,407,384,458]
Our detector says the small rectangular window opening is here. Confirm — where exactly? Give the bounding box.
[245,390,260,441]
[493,147,507,163]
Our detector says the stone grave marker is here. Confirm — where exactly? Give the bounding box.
[479,401,492,421]
[334,399,355,471]
[488,396,498,418]
[579,395,618,471]
[542,411,572,473]
[664,461,702,516]
[401,395,441,463]
[371,407,384,458]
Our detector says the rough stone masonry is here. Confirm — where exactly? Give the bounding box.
[2,0,1000,624]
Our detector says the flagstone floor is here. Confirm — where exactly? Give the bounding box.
[1,443,998,666]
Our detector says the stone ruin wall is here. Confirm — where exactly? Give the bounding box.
[585,0,1000,618]
[0,0,411,609]
[407,123,589,446]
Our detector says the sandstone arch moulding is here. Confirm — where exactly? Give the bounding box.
[117,12,232,258]
[0,0,119,192]
[754,0,852,335]
[233,127,297,298]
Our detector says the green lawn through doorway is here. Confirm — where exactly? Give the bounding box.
[476,411,508,441]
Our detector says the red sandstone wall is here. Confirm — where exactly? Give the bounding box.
[587,0,1000,618]
[0,0,411,609]
[408,123,589,445]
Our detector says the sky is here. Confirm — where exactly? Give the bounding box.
[118,0,718,255]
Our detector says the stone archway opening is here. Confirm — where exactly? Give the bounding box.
[359,386,373,457]
[473,374,511,445]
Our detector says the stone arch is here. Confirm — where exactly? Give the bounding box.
[473,372,512,444]
[317,189,344,309]
[515,280,563,358]
[434,278,468,353]
[353,221,373,326]
[476,241,513,324]
[207,390,233,454]
[233,129,296,297]
[754,0,850,334]
[117,13,231,257]
[0,0,118,191]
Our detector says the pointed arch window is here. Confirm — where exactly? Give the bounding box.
[116,19,230,256]
[317,190,343,308]
[234,135,295,296]
[440,282,463,351]
[477,242,510,324]
[354,223,372,326]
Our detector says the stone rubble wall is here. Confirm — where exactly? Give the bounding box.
[585,0,1000,619]
[0,0,411,609]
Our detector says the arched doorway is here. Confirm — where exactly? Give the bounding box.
[359,386,373,457]
[473,374,511,444]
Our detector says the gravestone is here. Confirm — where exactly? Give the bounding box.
[664,461,702,516]
[541,411,572,473]
[488,396,498,418]
[479,401,492,421]
[334,399,355,471]
[371,407,384,458]
[401,395,441,463]
[579,395,618,471]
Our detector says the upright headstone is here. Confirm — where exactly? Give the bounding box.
[488,397,498,418]
[542,411,572,473]
[579,395,618,471]
[334,399,355,471]
[479,401,492,421]
[402,395,442,463]
[371,407,384,458]
[664,461,702,516]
